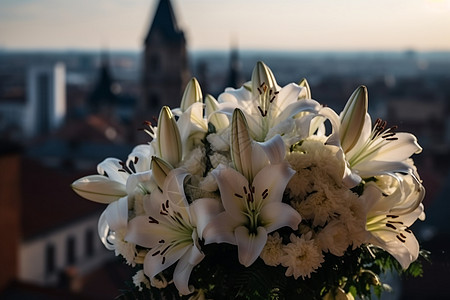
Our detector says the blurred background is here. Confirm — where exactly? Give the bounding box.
[0,0,449,299]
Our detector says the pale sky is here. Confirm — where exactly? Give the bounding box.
[1,0,450,51]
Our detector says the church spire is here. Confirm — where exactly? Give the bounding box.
[145,0,185,44]
[139,0,190,128]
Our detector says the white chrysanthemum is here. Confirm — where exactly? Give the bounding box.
[280,233,324,280]
[260,232,284,266]
[206,130,230,152]
[340,196,368,248]
[185,181,219,201]
[292,187,340,227]
[317,220,350,257]
[285,156,313,198]
[133,270,150,291]
[209,152,231,169]
[286,138,345,200]
[198,171,218,192]
[113,230,137,266]
[182,146,206,176]
[294,137,344,182]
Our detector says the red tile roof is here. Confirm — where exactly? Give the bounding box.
[21,157,104,240]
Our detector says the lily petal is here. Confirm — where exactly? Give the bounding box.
[126,144,154,173]
[274,97,321,126]
[203,212,239,245]
[252,163,295,206]
[368,224,420,269]
[268,83,302,118]
[260,202,301,233]
[143,241,190,279]
[98,209,114,250]
[163,169,190,207]
[211,165,250,220]
[367,133,422,162]
[126,170,155,195]
[97,158,128,184]
[235,226,267,267]
[126,216,170,248]
[173,243,205,295]
[190,198,223,239]
[104,196,128,231]
[255,134,286,165]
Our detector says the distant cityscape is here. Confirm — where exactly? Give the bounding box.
[1,0,450,299]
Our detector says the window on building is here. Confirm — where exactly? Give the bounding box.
[66,236,76,265]
[85,228,94,257]
[45,243,55,275]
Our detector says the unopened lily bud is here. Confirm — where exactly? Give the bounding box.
[151,156,173,190]
[157,106,182,166]
[71,175,127,204]
[230,109,253,181]
[251,61,278,95]
[322,287,355,300]
[298,78,312,100]
[205,94,229,131]
[340,85,368,153]
[180,77,203,112]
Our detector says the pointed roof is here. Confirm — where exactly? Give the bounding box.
[145,0,185,44]
[227,46,242,89]
[88,52,118,110]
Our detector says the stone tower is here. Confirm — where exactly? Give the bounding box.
[141,0,190,119]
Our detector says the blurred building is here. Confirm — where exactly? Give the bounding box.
[226,45,244,90]
[0,145,132,299]
[0,62,66,141]
[25,63,66,138]
[140,0,190,119]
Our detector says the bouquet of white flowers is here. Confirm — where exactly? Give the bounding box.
[72,61,427,299]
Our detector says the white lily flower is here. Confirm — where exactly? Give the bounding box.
[217,61,321,142]
[320,86,422,187]
[230,108,287,182]
[203,161,301,267]
[362,173,425,269]
[126,144,155,173]
[125,169,222,295]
